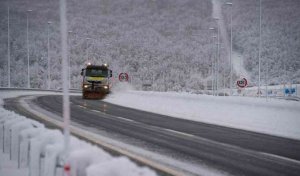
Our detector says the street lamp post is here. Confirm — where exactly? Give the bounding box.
[209,26,219,96]
[7,6,10,88]
[211,35,217,96]
[47,21,52,90]
[59,0,71,165]
[225,2,233,95]
[238,55,242,96]
[220,45,226,96]
[266,61,269,101]
[239,55,242,77]
[223,60,225,96]
[26,9,33,88]
[217,26,220,96]
[209,27,215,95]
[258,0,262,97]
[68,31,73,89]
[212,35,217,96]
[86,37,91,63]
[213,17,220,96]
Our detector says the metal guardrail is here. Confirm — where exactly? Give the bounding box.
[0,114,65,176]
[1,100,169,176]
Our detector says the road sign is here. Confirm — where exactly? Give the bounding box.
[285,88,296,95]
[237,78,248,88]
[119,73,129,82]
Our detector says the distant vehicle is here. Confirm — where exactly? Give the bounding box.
[81,63,112,99]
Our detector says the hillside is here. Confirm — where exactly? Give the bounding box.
[0,0,299,91]
[0,0,213,91]
[222,0,300,85]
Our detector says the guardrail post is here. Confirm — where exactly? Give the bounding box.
[10,121,34,161]
[55,158,64,176]
[29,130,63,176]
[43,144,64,176]
[3,117,25,154]
[19,128,44,168]
[0,115,15,152]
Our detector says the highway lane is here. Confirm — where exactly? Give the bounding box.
[70,96,300,161]
[7,95,300,176]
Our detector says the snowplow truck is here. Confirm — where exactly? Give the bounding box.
[81,64,112,99]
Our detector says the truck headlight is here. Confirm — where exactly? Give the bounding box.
[104,86,108,89]
[83,85,89,89]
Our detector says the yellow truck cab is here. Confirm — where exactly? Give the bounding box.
[81,64,112,99]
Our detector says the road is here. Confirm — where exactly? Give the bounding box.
[5,94,300,176]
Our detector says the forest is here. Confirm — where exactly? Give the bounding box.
[0,0,299,91]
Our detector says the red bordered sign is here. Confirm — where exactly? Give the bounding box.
[119,73,129,82]
[237,78,248,88]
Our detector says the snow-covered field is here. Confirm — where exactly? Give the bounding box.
[106,83,300,140]
[0,90,156,176]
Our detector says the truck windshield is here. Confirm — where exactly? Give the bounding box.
[86,68,108,77]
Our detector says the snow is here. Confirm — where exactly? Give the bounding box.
[106,83,300,140]
[0,90,157,176]
[1,87,299,176]
[86,157,155,176]
[0,152,29,176]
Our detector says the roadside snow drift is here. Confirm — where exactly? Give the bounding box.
[106,84,300,140]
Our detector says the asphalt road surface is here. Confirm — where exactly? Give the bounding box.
[5,95,300,176]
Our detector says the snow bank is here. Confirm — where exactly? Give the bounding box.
[105,90,300,140]
[86,157,156,176]
[111,82,136,93]
[0,90,157,176]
